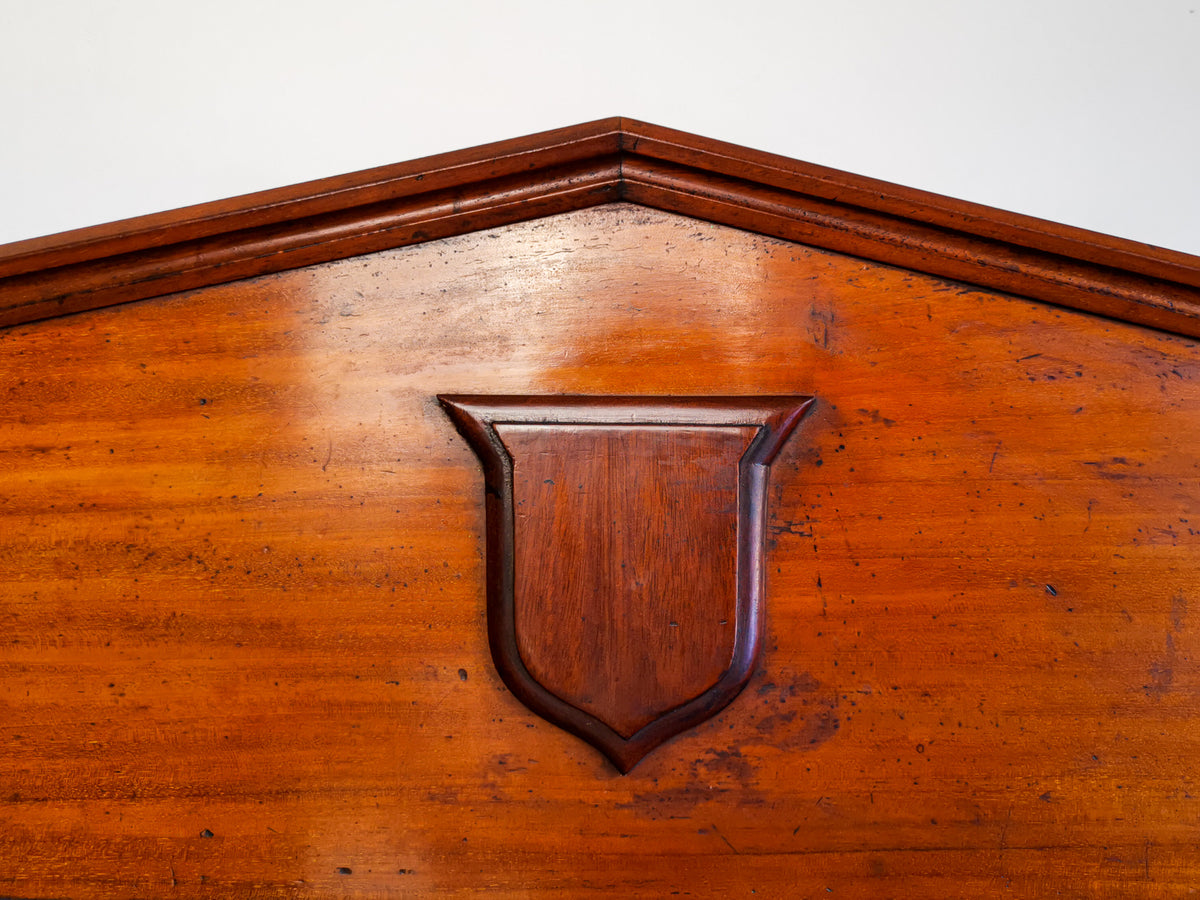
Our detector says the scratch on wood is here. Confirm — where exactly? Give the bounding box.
[711,823,741,855]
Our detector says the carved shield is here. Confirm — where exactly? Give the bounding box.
[440,395,813,772]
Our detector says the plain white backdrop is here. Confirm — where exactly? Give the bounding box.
[2,0,1197,254]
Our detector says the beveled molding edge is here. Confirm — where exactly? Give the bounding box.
[2,118,1199,336]
[440,394,815,772]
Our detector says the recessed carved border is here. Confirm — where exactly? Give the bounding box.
[440,395,814,772]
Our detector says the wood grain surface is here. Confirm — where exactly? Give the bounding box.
[504,423,752,740]
[2,204,1199,897]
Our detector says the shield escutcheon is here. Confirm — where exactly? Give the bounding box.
[440,395,813,772]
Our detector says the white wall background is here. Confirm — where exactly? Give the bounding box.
[2,0,1198,255]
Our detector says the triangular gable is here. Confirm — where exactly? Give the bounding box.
[1,117,1198,336]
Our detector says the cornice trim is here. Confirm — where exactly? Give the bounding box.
[2,117,1198,336]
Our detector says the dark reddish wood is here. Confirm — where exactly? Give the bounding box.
[2,118,1199,336]
[503,425,755,742]
[439,395,813,771]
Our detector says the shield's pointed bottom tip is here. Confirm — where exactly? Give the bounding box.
[610,756,641,775]
[602,743,651,775]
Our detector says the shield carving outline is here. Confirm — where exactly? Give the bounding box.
[440,395,813,772]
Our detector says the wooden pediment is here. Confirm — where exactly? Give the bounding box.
[4,122,1200,896]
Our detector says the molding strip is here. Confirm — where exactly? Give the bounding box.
[2,118,1198,336]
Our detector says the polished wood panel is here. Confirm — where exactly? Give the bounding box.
[2,119,1198,335]
[1,204,1198,897]
[505,424,752,740]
